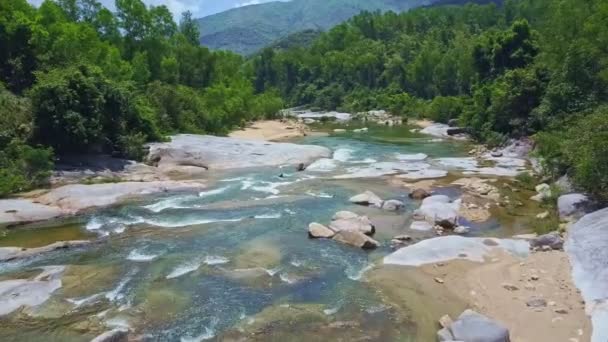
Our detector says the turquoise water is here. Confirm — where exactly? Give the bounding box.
[0,126,479,341]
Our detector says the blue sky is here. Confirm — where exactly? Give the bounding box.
[27,0,288,18]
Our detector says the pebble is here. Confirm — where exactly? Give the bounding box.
[530,275,540,281]
[526,298,547,308]
[502,283,519,291]
[438,314,453,329]
[554,308,569,314]
[435,277,445,284]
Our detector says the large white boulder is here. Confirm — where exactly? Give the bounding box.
[565,207,608,342]
[384,236,530,266]
[147,134,331,170]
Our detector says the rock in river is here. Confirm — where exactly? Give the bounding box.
[409,188,431,200]
[329,216,375,235]
[0,181,206,226]
[382,199,404,211]
[0,266,65,316]
[147,134,331,170]
[308,223,335,239]
[333,230,379,249]
[415,195,461,229]
[332,211,360,221]
[349,191,383,208]
[90,328,129,342]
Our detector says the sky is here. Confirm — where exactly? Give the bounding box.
[27,0,289,19]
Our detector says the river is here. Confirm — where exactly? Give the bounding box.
[0,124,541,341]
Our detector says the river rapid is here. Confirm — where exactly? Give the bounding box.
[0,124,540,341]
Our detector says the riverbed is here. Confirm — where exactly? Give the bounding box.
[0,124,582,341]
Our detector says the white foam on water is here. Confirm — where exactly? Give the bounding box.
[86,217,104,231]
[306,158,339,172]
[254,212,282,219]
[265,267,281,276]
[290,259,302,267]
[279,273,295,284]
[166,261,201,279]
[349,158,377,164]
[198,186,230,198]
[112,225,126,234]
[180,319,218,342]
[284,208,296,215]
[127,249,159,262]
[204,255,230,265]
[180,327,215,342]
[305,191,333,198]
[220,176,247,182]
[346,263,374,281]
[333,148,354,162]
[395,153,428,161]
[140,217,244,228]
[143,195,194,213]
[323,306,340,315]
[105,271,135,301]
[67,293,104,307]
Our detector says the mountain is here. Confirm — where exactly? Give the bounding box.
[197,0,501,55]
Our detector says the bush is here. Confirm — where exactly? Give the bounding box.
[426,96,464,123]
[0,142,54,197]
[30,64,161,156]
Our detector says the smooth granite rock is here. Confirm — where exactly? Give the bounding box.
[147,134,331,170]
[565,207,608,342]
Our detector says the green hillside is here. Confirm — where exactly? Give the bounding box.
[197,0,499,55]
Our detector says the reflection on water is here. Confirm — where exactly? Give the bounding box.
[0,125,485,341]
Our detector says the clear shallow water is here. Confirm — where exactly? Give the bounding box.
[0,126,482,341]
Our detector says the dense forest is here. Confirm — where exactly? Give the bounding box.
[252,0,608,201]
[0,0,283,196]
[1,0,608,202]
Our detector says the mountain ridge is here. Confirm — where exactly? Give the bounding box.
[196,0,439,55]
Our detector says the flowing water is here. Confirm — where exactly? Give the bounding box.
[0,125,536,341]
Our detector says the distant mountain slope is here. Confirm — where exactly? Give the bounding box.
[197,0,502,55]
[195,0,450,55]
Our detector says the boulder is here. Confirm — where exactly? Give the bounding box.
[147,134,331,171]
[530,232,563,250]
[409,188,431,200]
[447,127,467,136]
[349,191,383,207]
[447,119,459,127]
[382,199,405,211]
[449,309,510,342]
[329,217,375,235]
[415,195,460,229]
[0,266,65,316]
[409,221,433,231]
[308,223,335,239]
[90,329,129,342]
[333,230,379,249]
[332,211,359,221]
[384,236,530,266]
[566,207,608,342]
[558,193,590,220]
[437,327,454,341]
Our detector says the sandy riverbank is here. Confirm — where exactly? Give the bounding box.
[228,120,308,141]
[419,250,589,342]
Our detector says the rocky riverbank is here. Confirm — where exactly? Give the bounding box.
[0,118,603,342]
